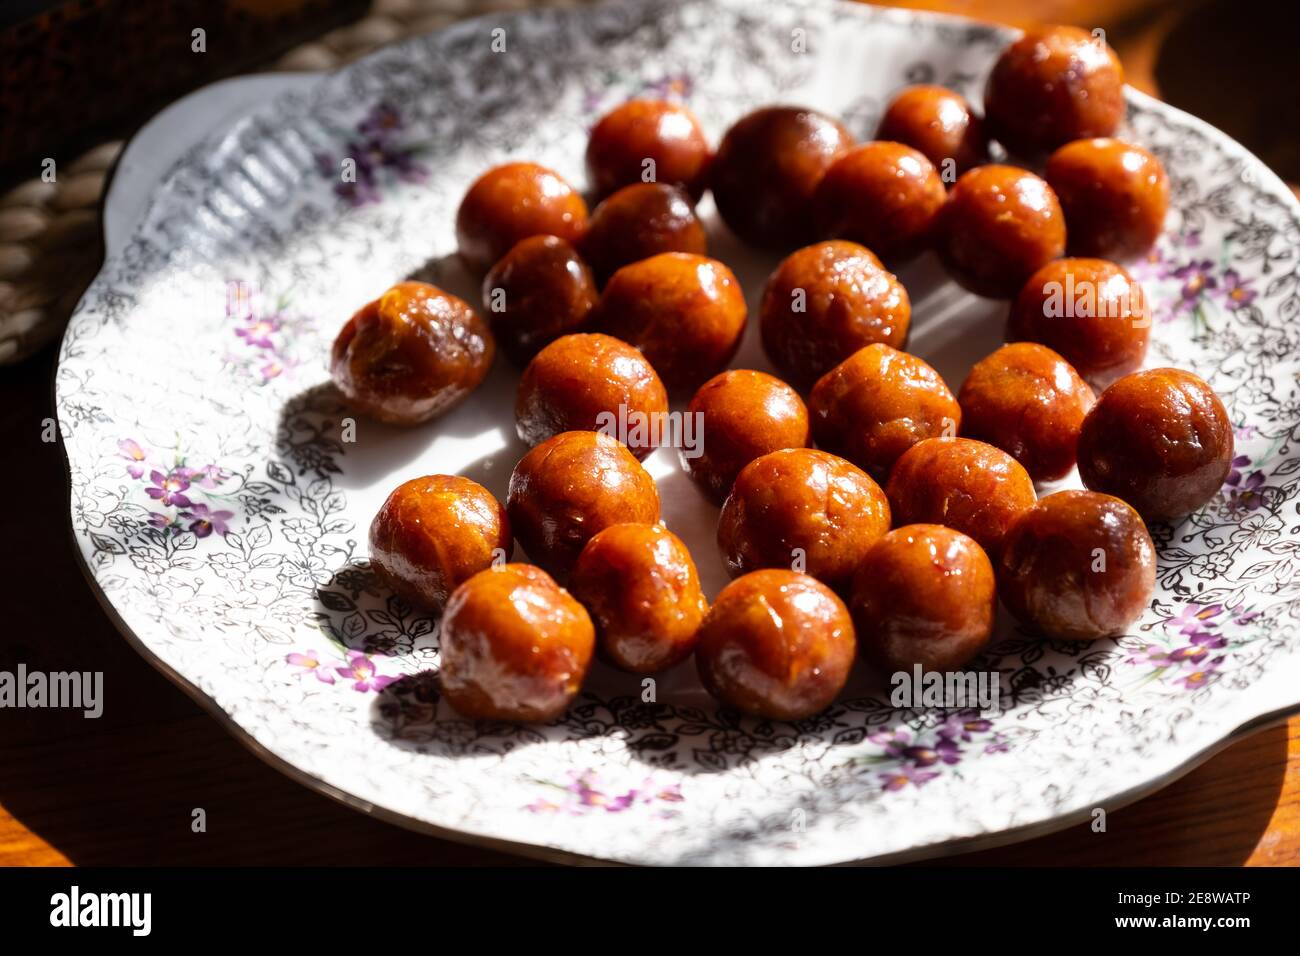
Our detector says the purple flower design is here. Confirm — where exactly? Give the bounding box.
[938,712,993,743]
[234,315,281,349]
[1219,269,1257,309]
[286,650,336,685]
[1167,260,1218,319]
[147,512,175,531]
[334,650,398,693]
[316,102,428,207]
[181,503,234,538]
[879,766,940,791]
[1227,468,1266,512]
[118,438,147,478]
[1173,658,1223,690]
[145,469,192,508]
[526,771,685,815]
[178,463,231,490]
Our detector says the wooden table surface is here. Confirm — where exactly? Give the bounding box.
[3,0,1299,866]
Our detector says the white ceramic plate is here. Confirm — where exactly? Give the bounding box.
[58,0,1300,865]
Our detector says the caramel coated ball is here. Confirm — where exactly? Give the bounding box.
[809,343,959,480]
[331,281,494,426]
[585,99,712,201]
[718,448,891,591]
[594,252,747,393]
[1000,490,1156,640]
[506,430,660,578]
[456,162,588,274]
[984,25,1125,156]
[958,342,1095,481]
[683,369,811,503]
[813,141,947,262]
[1077,368,1233,521]
[695,569,855,720]
[369,475,511,614]
[580,182,707,285]
[886,437,1037,560]
[440,563,594,722]
[876,84,988,179]
[482,235,597,366]
[710,106,854,249]
[760,240,911,389]
[1008,257,1150,389]
[515,333,668,459]
[937,165,1066,298]
[1046,138,1169,261]
[850,525,996,672]
[570,523,708,673]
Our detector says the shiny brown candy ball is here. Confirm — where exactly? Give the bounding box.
[695,569,856,720]
[482,235,597,366]
[760,240,911,390]
[570,523,708,673]
[1046,138,1169,261]
[809,343,959,481]
[580,182,707,285]
[1007,257,1150,390]
[331,281,494,426]
[850,525,996,673]
[886,437,1037,561]
[683,369,811,504]
[440,563,594,722]
[1077,368,1234,521]
[958,342,1096,482]
[876,84,989,179]
[710,106,854,249]
[813,141,947,262]
[594,252,747,393]
[455,162,588,274]
[984,25,1125,156]
[937,164,1067,299]
[718,448,891,592]
[506,430,661,578]
[999,490,1156,641]
[515,333,668,459]
[585,99,712,201]
[369,475,512,614]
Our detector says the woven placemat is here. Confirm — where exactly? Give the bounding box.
[0,0,596,366]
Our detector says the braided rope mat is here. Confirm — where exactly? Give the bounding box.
[0,0,597,366]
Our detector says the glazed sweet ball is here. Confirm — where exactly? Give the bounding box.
[580,182,707,285]
[710,106,854,249]
[886,437,1037,560]
[695,569,856,720]
[594,252,747,393]
[506,430,660,578]
[984,25,1125,156]
[850,525,996,673]
[760,240,911,389]
[331,281,494,426]
[439,563,594,722]
[1077,368,1234,521]
[937,165,1066,298]
[455,162,588,274]
[369,475,511,614]
[813,141,947,262]
[1000,490,1156,641]
[717,448,891,592]
[958,342,1096,482]
[875,84,988,179]
[1046,138,1170,261]
[585,99,712,202]
[809,343,960,480]
[569,523,708,673]
[515,333,668,459]
[1008,257,1150,389]
[482,235,597,366]
[683,369,811,503]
